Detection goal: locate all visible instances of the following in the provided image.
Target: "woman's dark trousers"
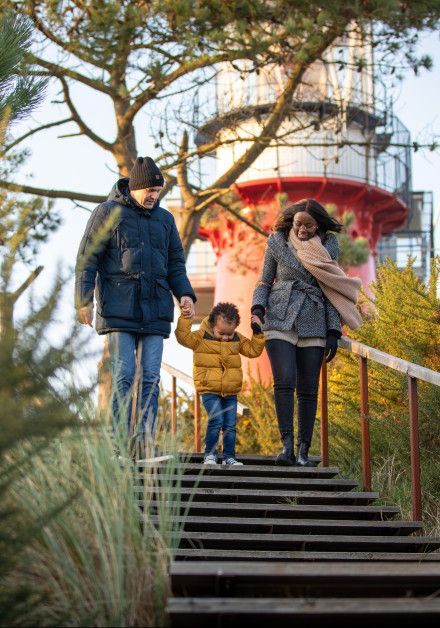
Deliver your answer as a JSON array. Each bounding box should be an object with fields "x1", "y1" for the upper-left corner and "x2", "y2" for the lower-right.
[{"x1": 266, "y1": 339, "x2": 324, "y2": 458}]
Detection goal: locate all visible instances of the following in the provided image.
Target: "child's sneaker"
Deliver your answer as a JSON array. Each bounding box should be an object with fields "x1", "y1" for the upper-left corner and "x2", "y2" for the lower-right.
[
  {"x1": 203, "y1": 454, "x2": 217, "y2": 465},
  {"x1": 222, "y1": 457, "x2": 243, "y2": 466}
]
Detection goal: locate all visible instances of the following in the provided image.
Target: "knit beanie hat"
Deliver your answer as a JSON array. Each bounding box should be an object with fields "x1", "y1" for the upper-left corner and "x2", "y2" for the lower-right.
[{"x1": 129, "y1": 156, "x2": 165, "y2": 191}]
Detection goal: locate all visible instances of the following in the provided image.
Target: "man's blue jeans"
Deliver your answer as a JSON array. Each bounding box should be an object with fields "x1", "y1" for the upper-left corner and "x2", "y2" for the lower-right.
[
  {"x1": 108, "y1": 332, "x2": 163, "y2": 439},
  {"x1": 202, "y1": 393, "x2": 238, "y2": 460}
]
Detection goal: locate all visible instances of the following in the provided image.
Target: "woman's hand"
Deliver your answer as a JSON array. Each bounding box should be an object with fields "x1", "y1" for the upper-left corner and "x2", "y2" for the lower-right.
[
  {"x1": 325, "y1": 334, "x2": 338, "y2": 362},
  {"x1": 251, "y1": 314, "x2": 263, "y2": 334}
]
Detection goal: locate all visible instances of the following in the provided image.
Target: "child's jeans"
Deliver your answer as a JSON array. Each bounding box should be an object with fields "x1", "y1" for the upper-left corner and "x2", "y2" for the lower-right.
[{"x1": 201, "y1": 393, "x2": 238, "y2": 460}]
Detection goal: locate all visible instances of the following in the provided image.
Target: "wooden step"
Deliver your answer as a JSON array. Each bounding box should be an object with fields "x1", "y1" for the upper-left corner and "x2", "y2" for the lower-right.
[
  {"x1": 167, "y1": 597, "x2": 440, "y2": 627},
  {"x1": 174, "y1": 548, "x2": 440, "y2": 562},
  {"x1": 147, "y1": 514, "x2": 422, "y2": 536},
  {"x1": 144, "y1": 501, "x2": 401, "y2": 521},
  {"x1": 170, "y1": 561, "x2": 440, "y2": 597},
  {"x1": 175, "y1": 453, "x2": 322, "y2": 466},
  {"x1": 137, "y1": 474, "x2": 358, "y2": 492},
  {"x1": 177, "y1": 531, "x2": 440, "y2": 552},
  {"x1": 141, "y1": 462, "x2": 340, "y2": 478},
  {"x1": 135, "y1": 486, "x2": 379, "y2": 505}
]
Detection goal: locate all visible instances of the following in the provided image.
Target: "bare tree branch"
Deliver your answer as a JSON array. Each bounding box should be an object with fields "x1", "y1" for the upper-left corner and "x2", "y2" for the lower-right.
[
  {"x1": 212, "y1": 32, "x2": 342, "y2": 191},
  {"x1": 216, "y1": 198, "x2": 270, "y2": 237},
  {"x1": 176, "y1": 130, "x2": 197, "y2": 208},
  {"x1": 125, "y1": 51, "x2": 257, "y2": 124},
  {"x1": 0, "y1": 180, "x2": 105, "y2": 203}
]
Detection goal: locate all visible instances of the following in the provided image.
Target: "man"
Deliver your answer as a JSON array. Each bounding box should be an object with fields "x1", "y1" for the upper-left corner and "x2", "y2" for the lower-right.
[{"x1": 75, "y1": 156, "x2": 196, "y2": 446}]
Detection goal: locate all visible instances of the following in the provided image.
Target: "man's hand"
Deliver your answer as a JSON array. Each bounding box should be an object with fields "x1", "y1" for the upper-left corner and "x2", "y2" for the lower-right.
[
  {"x1": 180, "y1": 296, "x2": 195, "y2": 319},
  {"x1": 77, "y1": 304, "x2": 94, "y2": 327}
]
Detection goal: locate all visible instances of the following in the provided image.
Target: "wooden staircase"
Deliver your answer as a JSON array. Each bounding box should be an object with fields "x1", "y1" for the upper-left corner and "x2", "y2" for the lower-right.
[{"x1": 138, "y1": 453, "x2": 440, "y2": 626}]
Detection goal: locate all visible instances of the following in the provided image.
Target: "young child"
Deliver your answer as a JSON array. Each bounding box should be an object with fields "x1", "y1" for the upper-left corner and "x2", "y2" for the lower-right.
[{"x1": 175, "y1": 302, "x2": 265, "y2": 465}]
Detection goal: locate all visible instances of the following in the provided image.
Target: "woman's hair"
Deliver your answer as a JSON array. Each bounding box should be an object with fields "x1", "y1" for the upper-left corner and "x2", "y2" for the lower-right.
[
  {"x1": 208, "y1": 302, "x2": 241, "y2": 327},
  {"x1": 273, "y1": 198, "x2": 343, "y2": 237}
]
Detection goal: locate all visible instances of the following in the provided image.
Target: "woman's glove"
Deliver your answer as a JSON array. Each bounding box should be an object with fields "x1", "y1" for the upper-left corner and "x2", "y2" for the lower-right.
[
  {"x1": 251, "y1": 306, "x2": 265, "y2": 324},
  {"x1": 250, "y1": 306, "x2": 265, "y2": 334},
  {"x1": 325, "y1": 332, "x2": 339, "y2": 363}
]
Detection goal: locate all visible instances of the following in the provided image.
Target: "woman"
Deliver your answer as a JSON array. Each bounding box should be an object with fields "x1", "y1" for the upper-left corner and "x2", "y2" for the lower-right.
[{"x1": 252, "y1": 199, "x2": 362, "y2": 467}]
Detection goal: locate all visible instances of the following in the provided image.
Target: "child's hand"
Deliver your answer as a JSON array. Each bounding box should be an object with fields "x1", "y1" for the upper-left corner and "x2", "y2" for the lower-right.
[{"x1": 250, "y1": 314, "x2": 263, "y2": 334}]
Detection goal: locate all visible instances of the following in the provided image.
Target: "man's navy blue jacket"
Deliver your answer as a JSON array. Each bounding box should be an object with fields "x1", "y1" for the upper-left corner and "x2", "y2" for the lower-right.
[{"x1": 75, "y1": 178, "x2": 196, "y2": 338}]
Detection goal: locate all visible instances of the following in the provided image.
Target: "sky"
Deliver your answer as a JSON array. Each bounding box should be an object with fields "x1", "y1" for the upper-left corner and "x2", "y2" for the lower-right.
[{"x1": 8, "y1": 30, "x2": 440, "y2": 382}]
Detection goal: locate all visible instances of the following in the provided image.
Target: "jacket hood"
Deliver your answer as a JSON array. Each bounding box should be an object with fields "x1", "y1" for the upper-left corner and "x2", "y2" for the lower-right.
[
  {"x1": 107, "y1": 177, "x2": 158, "y2": 212},
  {"x1": 199, "y1": 316, "x2": 211, "y2": 334}
]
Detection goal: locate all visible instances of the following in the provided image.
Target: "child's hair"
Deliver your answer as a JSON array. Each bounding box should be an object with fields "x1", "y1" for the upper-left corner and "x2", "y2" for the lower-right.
[
  {"x1": 274, "y1": 198, "x2": 343, "y2": 237},
  {"x1": 208, "y1": 302, "x2": 241, "y2": 327}
]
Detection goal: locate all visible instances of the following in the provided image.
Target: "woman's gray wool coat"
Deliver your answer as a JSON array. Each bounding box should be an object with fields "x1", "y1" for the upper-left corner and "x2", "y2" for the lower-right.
[{"x1": 252, "y1": 231, "x2": 342, "y2": 338}]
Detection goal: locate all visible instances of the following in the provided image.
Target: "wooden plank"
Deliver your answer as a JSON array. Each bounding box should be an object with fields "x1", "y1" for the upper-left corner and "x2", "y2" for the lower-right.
[
  {"x1": 179, "y1": 452, "x2": 321, "y2": 466},
  {"x1": 177, "y1": 531, "x2": 440, "y2": 552},
  {"x1": 170, "y1": 561, "x2": 440, "y2": 597},
  {"x1": 138, "y1": 474, "x2": 359, "y2": 492},
  {"x1": 143, "y1": 501, "x2": 401, "y2": 521},
  {"x1": 171, "y1": 560, "x2": 440, "y2": 578},
  {"x1": 173, "y1": 549, "x2": 440, "y2": 562},
  {"x1": 134, "y1": 486, "x2": 379, "y2": 505},
  {"x1": 146, "y1": 514, "x2": 422, "y2": 536},
  {"x1": 140, "y1": 462, "x2": 339, "y2": 478},
  {"x1": 167, "y1": 596, "x2": 440, "y2": 626}
]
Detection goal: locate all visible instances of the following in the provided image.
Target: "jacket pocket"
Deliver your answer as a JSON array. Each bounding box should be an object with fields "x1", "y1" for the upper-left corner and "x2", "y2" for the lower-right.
[
  {"x1": 102, "y1": 278, "x2": 137, "y2": 319},
  {"x1": 155, "y1": 277, "x2": 174, "y2": 322},
  {"x1": 267, "y1": 281, "x2": 293, "y2": 320}
]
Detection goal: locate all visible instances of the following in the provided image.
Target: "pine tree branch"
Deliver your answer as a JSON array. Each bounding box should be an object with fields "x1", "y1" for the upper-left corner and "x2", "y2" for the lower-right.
[
  {"x1": 26, "y1": 2, "x2": 110, "y2": 71},
  {"x1": 59, "y1": 76, "x2": 114, "y2": 151},
  {"x1": 28, "y1": 53, "x2": 115, "y2": 96},
  {"x1": 0, "y1": 180, "x2": 105, "y2": 203},
  {"x1": 12, "y1": 265, "x2": 44, "y2": 301},
  {"x1": 2, "y1": 117, "x2": 73, "y2": 153}
]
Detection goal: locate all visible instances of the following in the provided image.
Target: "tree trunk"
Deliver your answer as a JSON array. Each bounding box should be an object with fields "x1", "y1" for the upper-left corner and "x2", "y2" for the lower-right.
[
  {"x1": 113, "y1": 97, "x2": 137, "y2": 175},
  {"x1": 178, "y1": 208, "x2": 203, "y2": 259},
  {"x1": 0, "y1": 292, "x2": 15, "y2": 365}
]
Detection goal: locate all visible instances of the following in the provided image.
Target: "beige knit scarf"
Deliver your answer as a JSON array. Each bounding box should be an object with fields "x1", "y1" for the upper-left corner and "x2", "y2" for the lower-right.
[{"x1": 289, "y1": 230, "x2": 363, "y2": 330}]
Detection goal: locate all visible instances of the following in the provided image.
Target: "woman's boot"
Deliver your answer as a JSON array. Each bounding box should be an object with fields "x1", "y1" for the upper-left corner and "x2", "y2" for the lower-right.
[
  {"x1": 276, "y1": 432, "x2": 296, "y2": 466},
  {"x1": 296, "y1": 442, "x2": 317, "y2": 467}
]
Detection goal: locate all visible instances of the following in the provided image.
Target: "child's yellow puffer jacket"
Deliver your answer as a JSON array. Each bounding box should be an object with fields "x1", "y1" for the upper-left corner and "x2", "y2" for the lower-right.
[{"x1": 175, "y1": 315, "x2": 265, "y2": 396}]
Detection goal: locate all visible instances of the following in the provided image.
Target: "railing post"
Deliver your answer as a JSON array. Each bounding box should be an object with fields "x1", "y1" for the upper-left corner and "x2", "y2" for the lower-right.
[
  {"x1": 319, "y1": 357, "x2": 329, "y2": 467},
  {"x1": 171, "y1": 376, "x2": 177, "y2": 435},
  {"x1": 359, "y1": 356, "x2": 372, "y2": 492},
  {"x1": 194, "y1": 391, "x2": 201, "y2": 453},
  {"x1": 408, "y1": 376, "x2": 422, "y2": 522}
]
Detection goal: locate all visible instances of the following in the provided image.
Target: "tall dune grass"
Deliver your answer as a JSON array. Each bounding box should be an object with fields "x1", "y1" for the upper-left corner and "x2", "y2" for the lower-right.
[{"x1": 3, "y1": 423, "x2": 187, "y2": 627}]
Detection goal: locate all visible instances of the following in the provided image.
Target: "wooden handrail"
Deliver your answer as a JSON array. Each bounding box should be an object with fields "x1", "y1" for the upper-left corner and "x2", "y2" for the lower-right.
[
  {"x1": 319, "y1": 335, "x2": 440, "y2": 523},
  {"x1": 161, "y1": 362, "x2": 250, "y2": 453},
  {"x1": 339, "y1": 337, "x2": 440, "y2": 386}
]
